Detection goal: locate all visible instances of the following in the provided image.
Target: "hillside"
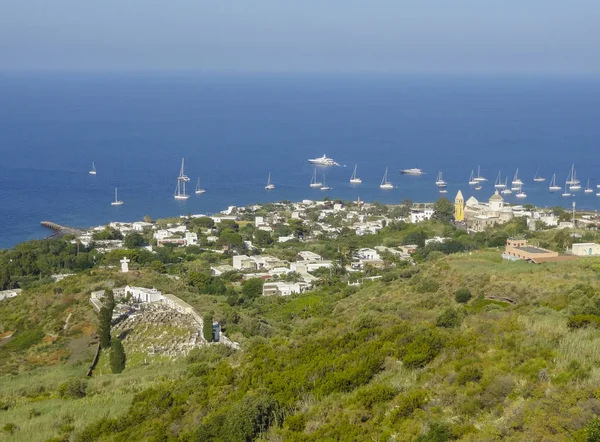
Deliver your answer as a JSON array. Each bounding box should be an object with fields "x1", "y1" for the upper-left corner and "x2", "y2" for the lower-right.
[{"x1": 3, "y1": 249, "x2": 600, "y2": 441}]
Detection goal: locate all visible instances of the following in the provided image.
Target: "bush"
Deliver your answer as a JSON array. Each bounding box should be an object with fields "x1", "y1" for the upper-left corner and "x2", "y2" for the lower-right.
[
  {"x1": 415, "y1": 278, "x2": 440, "y2": 294},
  {"x1": 359, "y1": 384, "x2": 398, "y2": 409},
  {"x1": 203, "y1": 313, "x2": 214, "y2": 342},
  {"x1": 436, "y1": 308, "x2": 464, "y2": 328},
  {"x1": 57, "y1": 379, "x2": 88, "y2": 399},
  {"x1": 392, "y1": 390, "x2": 428, "y2": 420},
  {"x1": 399, "y1": 329, "x2": 445, "y2": 369},
  {"x1": 2, "y1": 423, "x2": 18, "y2": 434},
  {"x1": 110, "y1": 338, "x2": 126, "y2": 373},
  {"x1": 415, "y1": 422, "x2": 455, "y2": 442},
  {"x1": 456, "y1": 366, "x2": 483, "y2": 385},
  {"x1": 454, "y1": 288, "x2": 472, "y2": 304},
  {"x1": 567, "y1": 314, "x2": 600, "y2": 330},
  {"x1": 285, "y1": 414, "x2": 306, "y2": 432},
  {"x1": 242, "y1": 278, "x2": 264, "y2": 301},
  {"x1": 221, "y1": 392, "x2": 281, "y2": 442},
  {"x1": 585, "y1": 417, "x2": 600, "y2": 442}
]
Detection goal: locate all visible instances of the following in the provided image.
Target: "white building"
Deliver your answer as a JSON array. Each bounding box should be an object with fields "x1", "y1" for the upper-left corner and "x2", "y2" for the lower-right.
[
  {"x1": 211, "y1": 265, "x2": 236, "y2": 276},
  {"x1": 262, "y1": 282, "x2": 309, "y2": 297},
  {"x1": 290, "y1": 260, "x2": 333, "y2": 273},
  {"x1": 133, "y1": 221, "x2": 153, "y2": 231},
  {"x1": 185, "y1": 232, "x2": 198, "y2": 246},
  {"x1": 356, "y1": 248, "x2": 381, "y2": 260},
  {"x1": 571, "y1": 243, "x2": 600, "y2": 256},
  {"x1": 410, "y1": 209, "x2": 435, "y2": 223},
  {"x1": 233, "y1": 255, "x2": 258, "y2": 270},
  {"x1": 278, "y1": 235, "x2": 295, "y2": 243},
  {"x1": 298, "y1": 251, "x2": 323, "y2": 261},
  {"x1": 124, "y1": 286, "x2": 164, "y2": 303}
]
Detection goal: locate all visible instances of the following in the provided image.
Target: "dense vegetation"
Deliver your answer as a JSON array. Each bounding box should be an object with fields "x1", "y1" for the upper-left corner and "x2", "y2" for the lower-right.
[{"x1": 4, "y1": 207, "x2": 600, "y2": 441}]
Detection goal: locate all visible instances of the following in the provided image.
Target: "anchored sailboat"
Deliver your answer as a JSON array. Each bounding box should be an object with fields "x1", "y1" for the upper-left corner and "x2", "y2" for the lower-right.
[
  {"x1": 566, "y1": 164, "x2": 580, "y2": 186},
  {"x1": 533, "y1": 167, "x2": 546, "y2": 182},
  {"x1": 435, "y1": 171, "x2": 447, "y2": 188},
  {"x1": 310, "y1": 169, "x2": 322, "y2": 188},
  {"x1": 265, "y1": 173, "x2": 275, "y2": 191},
  {"x1": 511, "y1": 168, "x2": 523, "y2": 186},
  {"x1": 562, "y1": 179, "x2": 572, "y2": 197},
  {"x1": 585, "y1": 179, "x2": 593, "y2": 194},
  {"x1": 549, "y1": 174, "x2": 562, "y2": 192},
  {"x1": 89, "y1": 162, "x2": 97, "y2": 175},
  {"x1": 174, "y1": 159, "x2": 189, "y2": 200},
  {"x1": 350, "y1": 164, "x2": 362, "y2": 184},
  {"x1": 380, "y1": 168, "x2": 393, "y2": 189},
  {"x1": 321, "y1": 172, "x2": 331, "y2": 191},
  {"x1": 494, "y1": 172, "x2": 506, "y2": 189},
  {"x1": 468, "y1": 170, "x2": 477, "y2": 186},
  {"x1": 474, "y1": 165, "x2": 487, "y2": 182},
  {"x1": 195, "y1": 177, "x2": 206, "y2": 194},
  {"x1": 111, "y1": 187, "x2": 123, "y2": 206}
]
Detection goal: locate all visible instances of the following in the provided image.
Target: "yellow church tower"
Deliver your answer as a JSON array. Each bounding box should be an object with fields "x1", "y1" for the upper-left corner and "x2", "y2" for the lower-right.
[{"x1": 454, "y1": 190, "x2": 465, "y2": 221}]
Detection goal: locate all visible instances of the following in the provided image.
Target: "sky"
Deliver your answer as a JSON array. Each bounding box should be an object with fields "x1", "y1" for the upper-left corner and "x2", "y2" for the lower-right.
[{"x1": 0, "y1": 0, "x2": 599, "y2": 73}]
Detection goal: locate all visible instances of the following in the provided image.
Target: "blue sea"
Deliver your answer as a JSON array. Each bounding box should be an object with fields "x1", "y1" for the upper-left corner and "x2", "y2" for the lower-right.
[{"x1": 1, "y1": 72, "x2": 599, "y2": 249}]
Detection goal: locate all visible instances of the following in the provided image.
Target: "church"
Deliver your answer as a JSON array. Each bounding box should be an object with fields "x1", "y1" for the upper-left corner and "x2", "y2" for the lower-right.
[{"x1": 455, "y1": 190, "x2": 514, "y2": 232}]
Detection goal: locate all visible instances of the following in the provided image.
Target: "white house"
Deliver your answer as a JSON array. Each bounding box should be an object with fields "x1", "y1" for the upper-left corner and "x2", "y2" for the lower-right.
[
  {"x1": 410, "y1": 209, "x2": 435, "y2": 223},
  {"x1": 211, "y1": 265, "x2": 236, "y2": 276},
  {"x1": 278, "y1": 235, "x2": 295, "y2": 243},
  {"x1": 262, "y1": 282, "x2": 308, "y2": 297},
  {"x1": 133, "y1": 221, "x2": 153, "y2": 231},
  {"x1": 184, "y1": 232, "x2": 198, "y2": 246},
  {"x1": 232, "y1": 255, "x2": 258, "y2": 271},
  {"x1": 571, "y1": 243, "x2": 600, "y2": 256},
  {"x1": 356, "y1": 248, "x2": 381, "y2": 260},
  {"x1": 124, "y1": 286, "x2": 164, "y2": 303},
  {"x1": 298, "y1": 251, "x2": 322, "y2": 261},
  {"x1": 291, "y1": 260, "x2": 333, "y2": 273}
]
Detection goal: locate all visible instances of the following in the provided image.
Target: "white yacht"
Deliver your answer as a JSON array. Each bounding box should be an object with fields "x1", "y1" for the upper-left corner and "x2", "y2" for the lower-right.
[
  {"x1": 310, "y1": 169, "x2": 322, "y2": 188},
  {"x1": 265, "y1": 173, "x2": 275, "y2": 191},
  {"x1": 468, "y1": 170, "x2": 478, "y2": 186},
  {"x1": 320, "y1": 173, "x2": 331, "y2": 191},
  {"x1": 515, "y1": 190, "x2": 527, "y2": 199},
  {"x1": 89, "y1": 162, "x2": 97, "y2": 175},
  {"x1": 533, "y1": 168, "x2": 546, "y2": 182},
  {"x1": 566, "y1": 164, "x2": 580, "y2": 186},
  {"x1": 494, "y1": 172, "x2": 506, "y2": 189},
  {"x1": 435, "y1": 171, "x2": 447, "y2": 187},
  {"x1": 585, "y1": 179, "x2": 593, "y2": 194},
  {"x1": 195, "y1": 178, "x2": 206, "y2": 194},
  {"x1": 562, "y1": 181, "x2": 572, "y2": 197},
  {"x1": 474, "y1": 165, "x2": 487, "y2": 182},
  {"x1": 439, "y1": 189, "x2": 448, "y2": 194},
  {"x1": 474, "y1": 183, "x2": 483, "y2": 191},
  {"x1": 349, "y1": 164, "x2": 362, "y2": 184},
  {"x1": 111, "y1": 187, "x2": 123, "y2": 206},
  {"x1": 548, "y1": 173, "x2": 562, "y2": 192},
  {"x1": 380, "y1": 168, "x2": 394, "y2": 189},
  {"x1": 178, "y1": 158, "x2": 190, "y2": 182},
  {"x1": 308, "y1": 154, "x2": 339, "y2": 166},
  {"x1": 400, "y1": 168, "x2": 425, "y2": 176},
  {"x1": 511, "y1": 169, "x2": 523, "y2": 186}
]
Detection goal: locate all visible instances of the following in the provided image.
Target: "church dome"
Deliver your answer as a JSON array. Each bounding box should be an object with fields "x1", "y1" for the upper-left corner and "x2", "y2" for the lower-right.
[{"x1": 489, "y1": 191, "x2": 504, "y2": 202}]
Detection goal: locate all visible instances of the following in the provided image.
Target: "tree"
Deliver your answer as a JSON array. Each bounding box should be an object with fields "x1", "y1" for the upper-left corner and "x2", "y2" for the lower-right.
[
  {"x1": 123, "y1": 232, "x2": 145, "y2": 248},
  {"x1": 143, "y1": 215, "x2": 153, "y2": 223},
  {"x1": 432, "y1": 197, "x2": 454, "y2": 223},
  {"x1": 192, "y1": 217, "x2": 215, "y2": 229},
  {"x1": 150, "y1": 260, "x2": 166, "y2": 273},
  {"x1": 454, "y1": 288, "x2": 472, "y2": 304},
  {"x1": 203, "y1": 313, "x2": 214, "y2": 342},
  {"x1": 98, "y1": 306, "x2": 112, "y2": 349},
  {"x1": 254, "y1": 230, "x2": 274, "y2": 247},
  {"x1": 110, "y1": 338, "x2": 126, "y2": 373},
  {"x1": 218, "y1": 230, "x2": 244, "y2": 249},
  {"x1": 242, "y1": 278, "x2": 264, "y2": 301}
]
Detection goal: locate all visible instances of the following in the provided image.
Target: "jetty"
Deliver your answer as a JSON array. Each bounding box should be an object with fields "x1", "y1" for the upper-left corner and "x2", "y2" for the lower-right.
[{"x1": 40, "y1": 221, "x2": 84, "y2": 238}]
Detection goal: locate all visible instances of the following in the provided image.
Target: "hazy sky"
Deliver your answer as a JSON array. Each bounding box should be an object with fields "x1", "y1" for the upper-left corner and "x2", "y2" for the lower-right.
[{"x1": 0, "y1": 0, "x2": 598, "y2": 73}]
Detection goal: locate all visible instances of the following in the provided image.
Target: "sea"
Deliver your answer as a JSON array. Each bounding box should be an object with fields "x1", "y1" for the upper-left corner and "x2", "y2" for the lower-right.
[{"x1": 1, "y1": 72, "x2": 599, "y2": 249}]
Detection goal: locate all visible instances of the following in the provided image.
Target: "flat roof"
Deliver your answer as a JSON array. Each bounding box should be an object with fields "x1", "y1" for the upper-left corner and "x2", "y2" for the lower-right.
[{"x1": 515, "y1": 246, "x2": 551, "y2": 254}]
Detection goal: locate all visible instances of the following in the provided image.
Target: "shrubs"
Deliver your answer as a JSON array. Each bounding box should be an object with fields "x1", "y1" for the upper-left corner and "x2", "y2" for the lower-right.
[
  {"x1": 57, "y1": 378, "x2": 88, "y2": 399},
  {"x1": 203, "y1": 313, "x2": 214, "y2": 342},
  {"x1": 398, "y1": 329, "x2": 445, "y2": 369},
  {"x1": 110, "y1": 338, "x2": 126, "y2": 373},
  {"x1": 567, "y1": 314, "x2": 600, "y2": 330},
  {"x1": 456, "y1": 366, "x2": 483, "y2": 385},
  {"x1": 585, "y1": 417, "x2": 600, "y2": 442},
  {"x1": 454, "y1": 288, "x2": 472, "y2": 304},
  {"x1": 221, "y1": 392, "x2": 281, "y2": 442},
  {"x1": 436, "y1": 308, "x2": 465, "y2": 328},
  {"x1": 392, "y1": 390, "x2": 428, "y2": 420},
  {"x1": 359, "y1": 384, "x2": 398, "y2": 409},
  {"x1": 2, "y1": 423, "x2": 18, "y2": 435}
]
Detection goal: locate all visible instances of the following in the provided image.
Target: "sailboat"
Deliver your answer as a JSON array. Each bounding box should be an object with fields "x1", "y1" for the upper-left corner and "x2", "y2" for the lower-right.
[
  {"x1": 468, "y1": 170, "x2": 478, "y2": 186},
  {"x1": 435, "y1": 171, "x2": 447, "y2": 188},
  {"x1": 349, "y1": 164, "x2": 362, "y2": 184},
  {"x1": 511, "y1": 169, "x2": 523, "y2": 186},
  {"x1": 111, "y1": 187, "x2": 123, "y2": 206},
  {"x1": 380, "y1": 168, "x2": 393, "y2": 189},
  {"x1": 474, "y1": 165, "x2": 487, "y2": 182},
  {"x1": 89, "y1": 162, "x2": 97, "y2": 175},
  {"x1": 548, "y1": 173, "x2": 562, "y2": 192},
  {"x1": 585, "y1": 179, "x2": 593, "y2": 194},
  {"x1": 533, "y1": 168, "x2": 546, "y2": 182},
  {"x1": 439, "y1": 188, "x2": 448, "y2": 194},
  {"x1": 566, "y1": 164, "x2": 580, "y2": 186},
  {"x1": 264, "y1": 173, "x2": 275, "y2": 191},
  {"x1": 195, "y1": 177, "x2": 206, "y2": 194},
  {"x1": 178, "y1": 158, "x2": 190, "y2": 182},
  {"x1": 494, "y1": 172, "x2": 506, "y2": 189},
  {"x1": 310, "y1": 168, "x2": 322, "y2": 188},
  {"x1": 321, "y1": 172, "x2": 332, "y2": 191},
  {"x1": 515, "y1": 188, "x2": 527, "y2": 199},
  {"x1": 501, "y1": 178, "x2": 512, "y2": 195},
  {"x1": 562, "y1": 180, "x2": 572, "y2": 197}
]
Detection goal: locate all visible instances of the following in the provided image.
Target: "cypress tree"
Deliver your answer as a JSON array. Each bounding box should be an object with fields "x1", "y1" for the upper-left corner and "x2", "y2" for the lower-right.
[
  {"x1": 110, "y1": 338, "x2": 126, "y2": 373},
  {"x1": 98, "y1": 306, "x2": 112, "y2": 349},
  {"x1": 203, "y1": 313, "x2": 214, "y2": 342}
]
